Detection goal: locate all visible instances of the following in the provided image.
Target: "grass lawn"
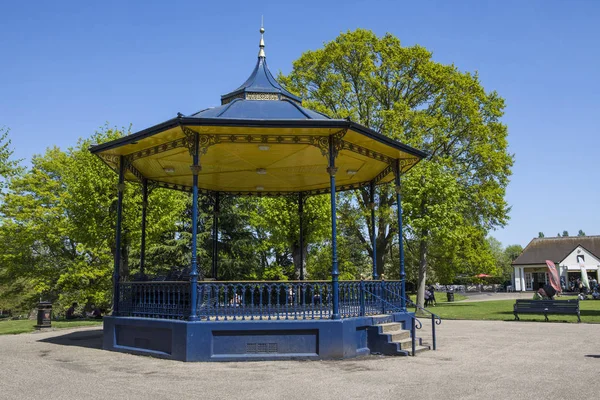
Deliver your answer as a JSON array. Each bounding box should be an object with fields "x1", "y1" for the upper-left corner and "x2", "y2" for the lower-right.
[
  {"x1": 0, "y1": 319, "x2": 103, "y2": 335},
  {"x1": 419, "y1": 296, "x2": 600, "y2": 323}
]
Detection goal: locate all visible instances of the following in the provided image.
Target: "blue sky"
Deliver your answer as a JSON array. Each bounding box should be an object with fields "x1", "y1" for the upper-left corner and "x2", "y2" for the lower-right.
[{"x1": 1, "y1": 0, "x2": 598, "y2": 247}]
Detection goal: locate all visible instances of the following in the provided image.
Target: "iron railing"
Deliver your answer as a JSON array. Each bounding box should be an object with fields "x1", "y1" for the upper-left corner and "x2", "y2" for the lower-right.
[
  {"x1": 382, "y1": 285, "x2": 442, "y2": 351},
  {"x1": 117, "y1": 280, "x2": 429, "y2": 323},
  {"x1": 118, "y1": 281, "x2": 190, "y2": 319},
  {"x1": 196, "y1": 281, "x2": 333, "y2": 320},
  {"x1": 362, "y1": 285, "x2": 422, "y2": 355}
]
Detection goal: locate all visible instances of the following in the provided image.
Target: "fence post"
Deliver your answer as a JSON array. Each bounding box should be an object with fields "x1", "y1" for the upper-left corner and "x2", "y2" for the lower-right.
[
  {"x1": 381, "y1": 280, "x2": 386, "y2": 314},
  {"x1": 411, "y1": 317, "x2": 416, "y2": 356},
  {"x1": 359, "y1": 280, "x2": 366, "y2": 317},
  {"x1": 432, "y1": 314, "x2": 437, "y2": 350}
]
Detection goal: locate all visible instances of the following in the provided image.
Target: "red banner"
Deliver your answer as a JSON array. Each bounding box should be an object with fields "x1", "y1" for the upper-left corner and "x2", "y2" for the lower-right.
[{"x1": 546, "y1": 260, "x2": 562, "y2": 293}]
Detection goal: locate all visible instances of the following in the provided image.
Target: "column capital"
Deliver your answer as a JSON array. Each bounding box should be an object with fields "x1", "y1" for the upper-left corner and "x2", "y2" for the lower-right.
[
  {"x1": 190, "y1": 165, "x2": 202, "y2": 175},
  {"x1": 327, "y1": 166, "x2": 338, "y2": 176}
]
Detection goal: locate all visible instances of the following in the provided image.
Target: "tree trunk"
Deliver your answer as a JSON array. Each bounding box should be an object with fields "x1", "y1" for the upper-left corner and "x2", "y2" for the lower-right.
[
  {"x1": 416, "y1": 235, "x2": 428, "y2": 309},
  {"x1": 292, "y1": 243, "x2": 308, "y2": 280},
  {"x1": 120, "y1": 231, "x2": 130, "y2": 279},
  {"x1": 375, "y1": 237, "x2": 386, "y2": 278}
]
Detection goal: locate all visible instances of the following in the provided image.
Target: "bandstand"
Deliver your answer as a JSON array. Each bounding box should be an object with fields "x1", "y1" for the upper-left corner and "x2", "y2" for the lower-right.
[{"x1": 91, "y1": 28, "x2": 437, "y2": 361}]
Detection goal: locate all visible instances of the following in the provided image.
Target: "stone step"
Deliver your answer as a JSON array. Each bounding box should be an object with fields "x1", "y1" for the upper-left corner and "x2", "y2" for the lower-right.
[
  {"x1": 393, "y1": 337, "x2": 421, "y2": 350},
  {"x1": 388, "y1": 330, "x2": 410, "y2": 341},
  {"x1": 410, "y1": 345, "x2": 430, "y2": 355},
  {"x1": 369, "y1": 322, "x2": 432, "y2": 357},
  {"x1": 378, "y1": 322, "x2": 403, "y2": 333}
]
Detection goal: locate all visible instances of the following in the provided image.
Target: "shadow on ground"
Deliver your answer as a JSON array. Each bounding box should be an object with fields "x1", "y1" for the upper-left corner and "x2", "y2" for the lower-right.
[{"x1": 38, "y1": 329, "x2": 103, "y2": 350}]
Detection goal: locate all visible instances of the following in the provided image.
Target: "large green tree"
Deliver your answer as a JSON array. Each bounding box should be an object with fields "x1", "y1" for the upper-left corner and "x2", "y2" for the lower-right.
[
  {"x1": 281, "y1": 29, "x2": 513, "y2": 307},
  {"x1": 0, "y1": 127, "x2": 27, "y2": 312},
  {"x1": 0, "y1": 127, "x2": 187, "y2": 312}
]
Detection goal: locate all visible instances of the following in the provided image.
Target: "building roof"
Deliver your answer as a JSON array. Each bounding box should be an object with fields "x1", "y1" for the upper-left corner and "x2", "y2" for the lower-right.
[
  {"x1": 512, "y1": 236, "x2": 600, "y2": 265},
  {"x1": 220, "y1": 26, "x2": 303, "y2": 105},
  {"x1": 190, "y1": 96, "x2": 329, "y2": 120},
  {"x1": 89, "y1": 27, "x2": 427, "y2": 195}
]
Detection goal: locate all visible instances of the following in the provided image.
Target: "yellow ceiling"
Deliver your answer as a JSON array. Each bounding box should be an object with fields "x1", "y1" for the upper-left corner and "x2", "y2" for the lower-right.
[{"x1": 96, "y1": 124, "x2": 420, "y2": 193}]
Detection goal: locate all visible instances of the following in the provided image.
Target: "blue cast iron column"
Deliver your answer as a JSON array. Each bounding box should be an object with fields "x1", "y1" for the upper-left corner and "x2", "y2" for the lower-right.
[
  {"x1": 212, "y1": 191, "x2": 219, "y2": 280},
  {"x1": 370, "y1": 181, "x2": 378, "y2": 280},
  {"x1": 112, "y1": 156, "x2": 125, "y2": 316},
  {"x1": 189, "y1": 133, "x2": 200, "y2": 321},
  {"x1": 394, "y1": 159, "x2": 406, "y2": 311},
  {"x1": 328, "y1": 137, "x2": 340, "y2": 320},
  {"x1": 299, "y1": 192, "x2": 304, "y2": 281},
  {"x1": 140, "y1": 178, "x2": 148, "y2": 278}
]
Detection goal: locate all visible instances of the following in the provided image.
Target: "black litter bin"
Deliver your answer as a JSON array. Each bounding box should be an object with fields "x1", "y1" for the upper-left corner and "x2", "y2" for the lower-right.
[
  {"x1": 447, "y1": 291, "x2": 455, "y2": 302},
  {"x1": 36, "y1": 302, "x2": 52, "y2": 329}
]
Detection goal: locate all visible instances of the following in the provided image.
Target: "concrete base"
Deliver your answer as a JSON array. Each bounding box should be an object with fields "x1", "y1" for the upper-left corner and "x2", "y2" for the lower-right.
[{"x1": 103, "y1": 313, "x2": 414, "y2": 362}]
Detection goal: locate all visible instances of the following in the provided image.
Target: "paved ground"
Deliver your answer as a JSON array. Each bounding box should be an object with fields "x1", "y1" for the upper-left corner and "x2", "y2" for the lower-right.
[{"x1": 1, "y1": 320, "x2": 597, "y2": 400}]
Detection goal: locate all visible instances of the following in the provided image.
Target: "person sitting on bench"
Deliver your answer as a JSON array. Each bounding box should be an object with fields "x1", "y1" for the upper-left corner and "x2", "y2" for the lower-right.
[{"x1": 532, "y1": 288, "x2": 547, "y2": 300}]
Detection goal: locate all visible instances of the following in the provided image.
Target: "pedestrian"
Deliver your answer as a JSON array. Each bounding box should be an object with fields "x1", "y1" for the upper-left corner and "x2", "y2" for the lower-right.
[{"x1": 428, "y1": 285, "x2": 437, "y2": 306}]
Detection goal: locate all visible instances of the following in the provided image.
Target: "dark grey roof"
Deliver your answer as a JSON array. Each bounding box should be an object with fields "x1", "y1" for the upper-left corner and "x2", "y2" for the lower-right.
[
  {"x1": 189, "y1": 98, "x2": 330, "y2": 120},
  {"x1": 512, "y1": 236, "x2": 600, "y2": 265},
  {"x1": 220, "y1": 56, "x2": 302, "y2": 104}
]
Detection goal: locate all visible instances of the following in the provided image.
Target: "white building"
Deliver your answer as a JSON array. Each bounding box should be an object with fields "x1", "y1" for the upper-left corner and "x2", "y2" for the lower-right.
[{"x1": 512, "y1": 236, "x2": 600, "y2": 291}]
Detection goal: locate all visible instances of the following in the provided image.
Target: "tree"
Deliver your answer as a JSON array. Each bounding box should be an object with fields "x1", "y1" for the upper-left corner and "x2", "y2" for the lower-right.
[
  {"x1": 562, "y1": 230, "x2": 569, "y2": 237},
  {"x1": 503, "y1": 243, "x2": 523, "y2": 280},
  {"x1": 0, "y1": 127, "x2": 23, "y2": 189},
  {"x1": 538, "y1": 232, "x2": 545, "y2": 238},
  {"x1": 249, "y1": 196, "x2": 330, "y2": 280},
  {"x1": 504, "y1": 244, "x2": 523, "y2": 262},
  {"x1": 0, "y1": 127, "x2": 187, "y2": 312},
  {"x1": 281, "y1": 29, "x2": 513, "y2": 307},
  {"x1": 578, "y1": 230, "x2": 585, "y2": 237},
  {"x1": 0, "y1": 127, "x2": 27, "y2": 311}
]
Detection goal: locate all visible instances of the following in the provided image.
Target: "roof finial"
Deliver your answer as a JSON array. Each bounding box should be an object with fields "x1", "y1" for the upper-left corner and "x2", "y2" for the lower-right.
[{"x1": 258, "y1": 17, "x2": 266, "y2": 58}]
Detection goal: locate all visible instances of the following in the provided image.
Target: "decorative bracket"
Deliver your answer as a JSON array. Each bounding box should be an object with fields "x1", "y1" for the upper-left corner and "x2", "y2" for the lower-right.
[
  {"x1": 182, "y1": 126, "x2": 199, "y2": 156},
  {"x1": 182, "y1": 126, "x2": 217, "y2": 156},
  {"x1": 399, "y1": 157, "x2": 420, "y2": 172},
  {"x1": 310, "y1": 129, "x2": 347, "y2": 159},
  {"x1": 189, "y1": 165, "x2": 202, "y2": 175}
]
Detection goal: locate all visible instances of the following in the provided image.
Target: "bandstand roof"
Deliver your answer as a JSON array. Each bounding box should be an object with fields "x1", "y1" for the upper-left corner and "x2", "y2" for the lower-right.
[{"x1": 90, "y1": 28, "x2": 427, "y2": 195}]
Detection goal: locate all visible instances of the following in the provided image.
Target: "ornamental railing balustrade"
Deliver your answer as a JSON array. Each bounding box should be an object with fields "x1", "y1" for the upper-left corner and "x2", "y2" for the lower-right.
[
  {"x1": 197, "y1": 281, "x2": 333, "y2": 321},
  {"x1": 118, "y1": 281, "x2": 190, "y2": 319},
  {"x1": 116, "y1": 280, "x2": 410, "y2": 321}
]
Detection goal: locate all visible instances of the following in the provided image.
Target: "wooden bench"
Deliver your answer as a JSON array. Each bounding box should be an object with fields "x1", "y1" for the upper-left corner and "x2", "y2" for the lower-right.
[{"x1": 514, "y1": 299, "x2": 580, "y2": 322}]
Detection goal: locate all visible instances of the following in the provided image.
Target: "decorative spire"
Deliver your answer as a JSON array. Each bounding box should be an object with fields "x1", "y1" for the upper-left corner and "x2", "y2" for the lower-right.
[{"x1": 258, "y1": 19, "x2": 265, "y2": 58}]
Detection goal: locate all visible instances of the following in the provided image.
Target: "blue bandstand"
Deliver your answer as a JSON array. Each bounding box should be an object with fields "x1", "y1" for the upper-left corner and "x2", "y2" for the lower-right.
[{"x1": 91, "y1": 27, "x2": 433, "y2": 362}]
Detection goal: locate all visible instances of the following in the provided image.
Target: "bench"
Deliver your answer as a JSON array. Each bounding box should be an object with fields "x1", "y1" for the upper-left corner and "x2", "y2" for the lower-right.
[{"x1": 514, "y1": 299, "x2": 580, "y2": 322}]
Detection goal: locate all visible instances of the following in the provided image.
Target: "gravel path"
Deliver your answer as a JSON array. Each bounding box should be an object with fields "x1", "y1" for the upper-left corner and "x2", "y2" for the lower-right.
[{"x1": 0, "y1": 320, "x2": 596, "y2": 400}]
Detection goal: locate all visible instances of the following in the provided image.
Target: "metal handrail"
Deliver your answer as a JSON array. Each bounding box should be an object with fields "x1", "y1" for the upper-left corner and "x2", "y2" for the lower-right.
[
  {"x1": 382, "y1": 287, "x2": 441, "y2": 351},
  {"x1": 363, "y1": 287, "x2": 422, "y2": 356}
]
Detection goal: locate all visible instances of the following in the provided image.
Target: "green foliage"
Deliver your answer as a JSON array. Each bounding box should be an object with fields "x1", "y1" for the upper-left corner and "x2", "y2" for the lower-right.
[
  {"x1": 538, "y1": 232, "x2": 545, "y2": 238},
  {"x1": 578, "y1": 229, "x2": 586, "y2": 237},
  {"x1": 0, "y1": 127, "x2": 186, "y2": 312},
  {"x1": 504, "y1": 244, "x2": 523, "y2": 263},
  {"x1": 0, "y1": 127, "x2": 23, "y2": 189},
  {"x1": 281, "y1": 29, "x2": 513, "y2": 305}
]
